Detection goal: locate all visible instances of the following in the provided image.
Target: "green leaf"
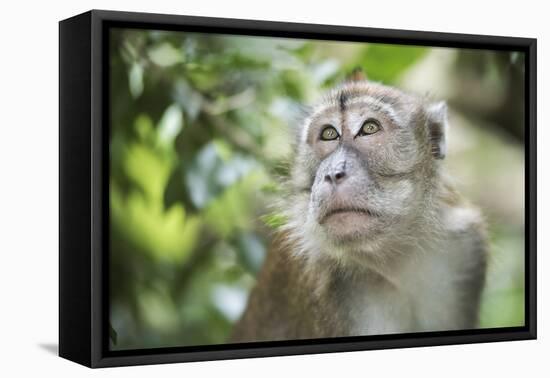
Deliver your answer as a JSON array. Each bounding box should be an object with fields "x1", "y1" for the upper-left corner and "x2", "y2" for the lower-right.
[
  {"x1": 109, "y1": 323, "x2": 118, "y2": 345},
  {"x1": 260, "y1": 212, "x2": 288, "y2": 229},
  {"x1": 158, "y1": 104, "x2": 184, "y2": 145},
  {"x1": 234, "y1": 232, "x2": 266, "y2": 273},
  {"x1": 147, "y1": 42, "x2": 185, "y2": 67},
  {"x1": 172, "y1": 79, "x2": 203, "y2": 122},
  {"x1": 128, "y1": 62, "x2": 144, "y2": 98},
  {"x1": 185, "y1": 142, "x2": 257, "y2": 209},
  {"x1": 164, "y1": 162, "x2": 189, "y2": 210},
  {"x1": 356, "y1": 44, "x2": 428, "y2": 84}
]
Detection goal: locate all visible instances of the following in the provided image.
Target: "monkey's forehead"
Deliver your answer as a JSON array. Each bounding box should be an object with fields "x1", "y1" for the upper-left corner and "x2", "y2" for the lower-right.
[
  {"x1": 301, "y1": 81, "x2": 423, "y2": 129},
  {"x1": 316, "y1": 80, "x2": 419, "y2": 111}
]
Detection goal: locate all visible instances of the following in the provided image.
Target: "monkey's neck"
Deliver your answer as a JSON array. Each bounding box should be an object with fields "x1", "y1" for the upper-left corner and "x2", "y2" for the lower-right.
[
  {"x1": 298, "y1": 233, "x2": 450, "y2": 336},
  {"x1": 300, "y1": 218, "x2": 445, "y2": 295}
]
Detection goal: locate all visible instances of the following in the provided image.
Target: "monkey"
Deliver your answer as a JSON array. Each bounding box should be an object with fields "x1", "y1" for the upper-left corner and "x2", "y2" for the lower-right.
[{"x1": 230, "y1": 75, "x2": 488, "y2": 343}]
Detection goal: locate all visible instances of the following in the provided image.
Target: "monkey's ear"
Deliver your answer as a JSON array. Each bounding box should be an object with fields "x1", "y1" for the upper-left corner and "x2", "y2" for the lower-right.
[
  {"x1": 346, "y1": 67, "x2": 368, "y2": 82},
  {"x1": 426, "y1": 101, "x2": 449, "y2": 160}
]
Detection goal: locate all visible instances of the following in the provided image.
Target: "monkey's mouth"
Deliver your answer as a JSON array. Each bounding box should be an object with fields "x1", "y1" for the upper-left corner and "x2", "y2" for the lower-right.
[{"x1": 319, "y1": 207, "x2": 379, "y2": 224}]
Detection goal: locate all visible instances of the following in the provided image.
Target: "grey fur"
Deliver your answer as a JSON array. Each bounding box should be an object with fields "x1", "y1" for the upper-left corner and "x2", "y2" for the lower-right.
[{"x1": 231, "y1": 80, "x2": 488, "y2": 343}]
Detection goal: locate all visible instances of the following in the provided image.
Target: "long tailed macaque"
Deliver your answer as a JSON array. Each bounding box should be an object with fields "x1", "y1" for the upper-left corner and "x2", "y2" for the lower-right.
[{"x1": 231, "y1": 75, "x2": 487, "y2": 342}]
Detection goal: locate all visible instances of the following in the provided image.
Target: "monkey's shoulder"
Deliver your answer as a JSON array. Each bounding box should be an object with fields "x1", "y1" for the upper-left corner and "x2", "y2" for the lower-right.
[
  {"x1": 436, "y1": 180, "x2": 488, "y2": 254},
  {"x1": 258, "y1": 231, "x2": 311, "y2": 285},
  {"x1": 441, "y1": 202, "x2": 488, "y2": 254},
  {"x1": 230, "y1": 231, "x2": 321, "y2": 342}
]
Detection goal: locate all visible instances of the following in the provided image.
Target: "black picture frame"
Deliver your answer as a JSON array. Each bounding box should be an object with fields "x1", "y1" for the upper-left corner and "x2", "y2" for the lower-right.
[{"x1": 59, "y1": 9, "x2": 537, "y2": 368}]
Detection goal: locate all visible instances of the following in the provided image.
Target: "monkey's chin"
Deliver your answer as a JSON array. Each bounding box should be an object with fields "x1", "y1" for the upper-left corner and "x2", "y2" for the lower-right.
[{"x1": 320, "y1": 211, "x2": 379, "y2": 242}]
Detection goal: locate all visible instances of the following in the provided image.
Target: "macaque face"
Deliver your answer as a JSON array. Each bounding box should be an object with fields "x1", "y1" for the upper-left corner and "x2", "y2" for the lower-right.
[{"x1": 301, "y1": 90, "x2": 432, "y2": 246}]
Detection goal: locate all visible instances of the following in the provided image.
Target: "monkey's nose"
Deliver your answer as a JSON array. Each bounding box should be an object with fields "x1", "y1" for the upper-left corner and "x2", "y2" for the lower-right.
[{"x1": 324, "y1": 167, "x2": 347, "y2": 185}]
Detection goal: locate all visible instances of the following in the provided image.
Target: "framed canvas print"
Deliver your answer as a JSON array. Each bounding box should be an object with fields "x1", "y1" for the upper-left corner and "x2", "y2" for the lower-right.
[{"x1": 59, "y1": 9, "x2": 537, "y2": 368}]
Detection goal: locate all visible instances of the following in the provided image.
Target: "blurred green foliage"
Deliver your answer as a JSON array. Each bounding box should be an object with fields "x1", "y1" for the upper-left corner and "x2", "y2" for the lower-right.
[{"x1": 109, "y1": 28, "x2": 525, "y2": 350}]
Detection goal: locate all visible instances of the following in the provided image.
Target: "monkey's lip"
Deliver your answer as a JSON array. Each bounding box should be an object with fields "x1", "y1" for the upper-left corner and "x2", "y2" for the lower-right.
[{"x1": 319, "y1": 208, "x2": 378, "y2": 224}]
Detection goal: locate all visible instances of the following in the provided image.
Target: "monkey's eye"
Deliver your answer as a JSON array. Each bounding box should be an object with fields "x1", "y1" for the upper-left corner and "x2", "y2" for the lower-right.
[
  {"x1": 320, "y1": 125, "x2": 339, "y2": 141},
  {"x1": 357, "y1": 119, "x2": 381, "y2": 137}
]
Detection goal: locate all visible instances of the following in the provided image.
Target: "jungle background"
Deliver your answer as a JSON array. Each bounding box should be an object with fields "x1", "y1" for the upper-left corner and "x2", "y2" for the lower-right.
[{"x1": 109, "y1": 28, "x2": 525, "y2": 350}]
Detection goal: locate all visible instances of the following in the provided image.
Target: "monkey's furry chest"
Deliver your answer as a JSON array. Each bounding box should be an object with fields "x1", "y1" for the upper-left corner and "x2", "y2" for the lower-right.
[
  {"x1": 343, "y1": 250, "x2": 468, "y2": 335},
  {"x1": 231, "y1": 218, "x2": 486, "y2": 342}
]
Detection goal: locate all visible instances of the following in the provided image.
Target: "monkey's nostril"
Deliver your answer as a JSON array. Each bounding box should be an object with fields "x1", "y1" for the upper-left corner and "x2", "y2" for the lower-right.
[
  {"x1": 324, "y1": 170, "x2": 346, "y2": 185},
  {"x1": 334, "y1": 171, "x2": 346, "y2": 181}
]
